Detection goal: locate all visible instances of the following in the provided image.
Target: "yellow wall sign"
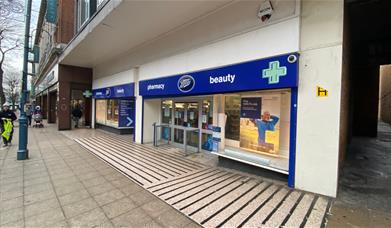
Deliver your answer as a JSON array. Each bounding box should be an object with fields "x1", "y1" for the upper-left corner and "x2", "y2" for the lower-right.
[{"x1": 316, "y1": 86, "x2": 328, "y2": 97}]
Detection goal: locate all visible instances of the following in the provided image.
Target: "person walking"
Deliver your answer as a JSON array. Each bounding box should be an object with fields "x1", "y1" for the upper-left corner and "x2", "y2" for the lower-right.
[
  {"x1": 71, "y1": 105, "x2": 83, "y2": 128},
  {"x1": 25, "y1": 104, "x2": 32, "y2": 126},
  {"x1": 0, "y1": 103, "x2": 17, "y2": 147}
]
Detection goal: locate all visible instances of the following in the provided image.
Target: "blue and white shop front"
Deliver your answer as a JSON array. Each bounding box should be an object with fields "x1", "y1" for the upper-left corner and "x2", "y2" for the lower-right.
[
  {"x1": 93, "y1": 83, "x2": 135, "y2": 135},
  {"x1": 139, "y1": 53, "x2": 298, "y2": 187}
]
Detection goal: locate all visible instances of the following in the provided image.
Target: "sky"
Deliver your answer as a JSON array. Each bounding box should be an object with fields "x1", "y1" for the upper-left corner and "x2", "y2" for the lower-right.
[{"x1": 2, "y1": 0, "x2": 42, "y2": 79}]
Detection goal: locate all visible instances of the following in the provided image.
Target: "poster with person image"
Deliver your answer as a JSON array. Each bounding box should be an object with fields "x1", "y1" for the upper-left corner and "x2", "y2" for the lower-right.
[{"x1": 239, "y1": 95, "x2": 281, "y2": 155}]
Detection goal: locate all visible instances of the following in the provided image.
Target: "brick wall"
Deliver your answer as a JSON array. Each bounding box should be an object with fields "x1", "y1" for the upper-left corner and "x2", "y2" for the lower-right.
[
  {"x1": 58, "y1": 65, "x2": 92, "y2": 130},
  {"x1": 56, "y1": 0, "x2": 75, "y2": 44}
]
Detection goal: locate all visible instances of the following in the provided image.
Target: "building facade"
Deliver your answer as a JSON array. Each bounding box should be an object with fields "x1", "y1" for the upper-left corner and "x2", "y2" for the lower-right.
[
  {"x1": 34, "y1": 0, "x2": 95, "y2": 130},
  {"x1": 35, "y1": 0, "x2": 346, "y2": 197}
]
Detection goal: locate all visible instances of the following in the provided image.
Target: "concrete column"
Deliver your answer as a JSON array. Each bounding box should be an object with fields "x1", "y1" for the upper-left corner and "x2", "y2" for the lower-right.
[
  {"x1": 295, "y1": 0, "x2": 344, "y2": 197},
  {"x1": 134, "y1": 67, "x2": 143, "y2": 144},
  {"x1": 91, "y1": 98, "x2": 95, "y2": 129}
]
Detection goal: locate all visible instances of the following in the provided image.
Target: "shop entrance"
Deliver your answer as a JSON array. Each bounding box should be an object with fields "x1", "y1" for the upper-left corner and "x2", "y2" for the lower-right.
[
  {"x1": 160, "y1": 98, "x2": 214, "y2": 152},
  {"x1": 71, "y1": 89, "x2": 91, "y2": 128},
  {"x1": 140, "y1": 52, "x2": 298, "y2": 187},
  {"x1": 157, "y1": 89, "x2": 291, "y2": 173},
  {"x1": 48, "y1": 91, "x2": 57, "y2": 123},
  {"x1": 42, "y1": 94, "x2": 48, "y2": 119}
]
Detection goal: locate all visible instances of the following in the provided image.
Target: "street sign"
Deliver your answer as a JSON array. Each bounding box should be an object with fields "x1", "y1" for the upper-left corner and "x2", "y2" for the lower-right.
[{"x1": 316, "y1": 86, "x2": 328, "y2": 97}]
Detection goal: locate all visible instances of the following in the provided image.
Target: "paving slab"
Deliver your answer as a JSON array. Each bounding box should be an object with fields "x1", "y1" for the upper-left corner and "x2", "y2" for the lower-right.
[
  {"x1": 0, "y1": 123, "x2": 332, "y2": 228},
  {"x1": 74, "y1": 132, "x2": 331, "y2": 228}
]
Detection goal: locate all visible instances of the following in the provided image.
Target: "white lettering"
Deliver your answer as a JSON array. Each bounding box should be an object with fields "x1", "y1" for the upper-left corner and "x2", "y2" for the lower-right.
[
  {"x1": 117, "y1": 88, "x2": 124, "y2": 94},
  {"x1": 209, "y1": 74, "x2": 236, "y2": 84},
  {"x1": 147, "y1": 84, "x2": 165, "y2": 91}
]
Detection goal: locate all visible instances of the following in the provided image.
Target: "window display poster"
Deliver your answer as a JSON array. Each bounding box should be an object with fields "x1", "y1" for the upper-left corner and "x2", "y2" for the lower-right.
[
  {"x1": 118, "y1": 99, "x2": 135, "y2": 128},
  {"x1": 239, "y1": 96, "x2": 280, "y2": 155},
  {"x1": 241, "y1": 97, "x2": 262, "y2": 119}
]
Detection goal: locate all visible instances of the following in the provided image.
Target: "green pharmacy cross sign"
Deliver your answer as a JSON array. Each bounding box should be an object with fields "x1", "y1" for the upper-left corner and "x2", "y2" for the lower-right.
[
  {"x1": 83, "y1": 90, "x2": 92, "y2": 98},
  {"x1": 262, "y1": 61, "x2": 287, "y2": 84}
]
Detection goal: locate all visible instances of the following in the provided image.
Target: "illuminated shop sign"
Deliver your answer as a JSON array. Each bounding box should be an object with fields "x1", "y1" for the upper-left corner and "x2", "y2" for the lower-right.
[
  {"x1": 92, "y1": 83, "x2": 134, "y2": 99},
  {"x1": 139, "y1": 53, "x2": 298, "y2": 97}
]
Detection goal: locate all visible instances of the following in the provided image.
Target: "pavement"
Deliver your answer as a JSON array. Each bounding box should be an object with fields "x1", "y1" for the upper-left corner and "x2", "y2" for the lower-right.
[
  {"x1": 327, "y1": 122, "x2": 391, "y2": 228},
  {"x1": 0, "y1": 124, "x2": 200, "y2": 228},
  {"x1": 0, "y1": 122, "x2": 342, "y2": 228}
]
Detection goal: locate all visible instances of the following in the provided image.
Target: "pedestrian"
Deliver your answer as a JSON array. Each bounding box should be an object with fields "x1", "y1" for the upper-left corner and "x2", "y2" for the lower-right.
[
  {"x1": 0, "y1": 103, "x2": 17, "y2": 147},
  {"x1": 25, "y1": 104, "x2": 32, "y2": 126},
  {"x1": 71, "y1": 104, "x2": 83, "y2": 128}
]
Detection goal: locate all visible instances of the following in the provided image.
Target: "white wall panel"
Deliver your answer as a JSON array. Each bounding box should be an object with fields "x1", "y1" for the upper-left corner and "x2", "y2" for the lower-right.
[
  {"x1": 92, "y1": 69, "x2": 135, "y2": 89},
  {"x1": 142, "y1": 99, "x2": 161, "y2": 144},
  {"x1": 295, "y1": 0, "x2": 344, "y2": 197},
  {"x1": 139, "y1": 18, "x2": 300, "y2": 80},
  {"x1": 295, "y1": 45, "x2": 342, "y2": 197}
]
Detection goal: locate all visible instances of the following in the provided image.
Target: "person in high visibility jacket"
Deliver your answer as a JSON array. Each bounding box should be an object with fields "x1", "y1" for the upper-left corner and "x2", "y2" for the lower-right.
[{"x1": 0, "y1": 103, "x2": 17, "y2": 147}]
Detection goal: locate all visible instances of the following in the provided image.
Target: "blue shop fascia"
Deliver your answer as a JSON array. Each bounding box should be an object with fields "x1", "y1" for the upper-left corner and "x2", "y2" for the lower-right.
[
  {"x1": 92, "y1": 83, "x2": 135, "y2": 135},
  {"x1": 138, "y1": 53, "x2": 299, "y2": 187}
]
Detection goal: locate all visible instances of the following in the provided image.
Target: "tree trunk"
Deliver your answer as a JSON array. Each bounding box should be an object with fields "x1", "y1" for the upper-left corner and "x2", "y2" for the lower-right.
[{"x1": 0, "y1": 66, "x2": 6, "y2": 106}]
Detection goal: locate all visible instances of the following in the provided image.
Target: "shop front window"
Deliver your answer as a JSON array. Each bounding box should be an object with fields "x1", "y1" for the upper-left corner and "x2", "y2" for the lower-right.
[
  {"x1": 225, "y1": 90, "x2": 291, "y2": 171},
  {"x1": 161, "y1": 100, "x2": 172, "y2": 140},
  {"x1": 202, "y1": 100, "x2": 213, "y2": 129},
  {"x1": 106, "y1": 99, "x2": 119, "y2": 125},
  {"x1": 187, "y1": 102, "x2": 198, "y2": 128},
  {"x1": 95, "y1": 99, "x2": 107, "y2": 124},
  {"x1": 238, "y1": 93, "x2": 289, "y2": 156},
  {"x1": 225, "y1": 96, "x2": 241, "y2": 140},
  {"x1": 161, "y1": 100, "x2": 172, "y2": 124},
  {"x1": 174, "y1": 103, "x2": 185, "y2": 126}
]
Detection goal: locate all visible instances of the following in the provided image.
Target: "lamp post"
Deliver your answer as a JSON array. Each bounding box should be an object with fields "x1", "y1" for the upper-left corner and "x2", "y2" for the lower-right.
[{"x1": 18, "y1": 0, "x2": 33, "y2": 160}]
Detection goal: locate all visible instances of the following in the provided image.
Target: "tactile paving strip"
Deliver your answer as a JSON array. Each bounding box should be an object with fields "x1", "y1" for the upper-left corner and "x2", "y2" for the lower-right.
[{"x1": 75, "y1": 135, "x2": 332, "y2": 228}]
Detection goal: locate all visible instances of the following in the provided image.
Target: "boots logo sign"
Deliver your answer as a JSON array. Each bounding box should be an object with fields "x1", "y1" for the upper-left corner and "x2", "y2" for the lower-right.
[
  {"x1": 105, "y1": 88, "x2": 111, "y2": 97},
  {"x1": 139, "y1": 53, "x2": 299, "y2": 97},
  {"x1": 177, "y1": 75, "x2": 195, "y2": 93}
]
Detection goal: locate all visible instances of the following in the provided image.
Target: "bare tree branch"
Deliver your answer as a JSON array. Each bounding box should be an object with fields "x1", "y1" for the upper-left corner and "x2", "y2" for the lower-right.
[{"x1": 0, "y1": 0, "x2": 24, "y2": 105}]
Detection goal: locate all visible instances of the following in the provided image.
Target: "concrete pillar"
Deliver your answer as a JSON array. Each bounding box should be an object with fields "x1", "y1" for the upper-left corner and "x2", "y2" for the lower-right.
[
  {"x1": 295, "y1": 0, "x2": 344, "y2": 197},
  {"x1": 134, "y1": 67, "x2": 143, "y2": 144}
]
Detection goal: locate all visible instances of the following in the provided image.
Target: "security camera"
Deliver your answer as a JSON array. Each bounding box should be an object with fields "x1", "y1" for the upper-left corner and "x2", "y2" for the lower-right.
[
  {"x1": 287, "y1": 55, "x2": 297, "y2": 63},
  {"x1": 258, "y1": 0, "x2": 273, "y2": 22}
]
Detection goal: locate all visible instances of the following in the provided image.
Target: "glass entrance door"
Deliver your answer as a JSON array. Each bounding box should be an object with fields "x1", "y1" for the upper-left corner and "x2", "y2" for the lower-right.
[
  {"x1": 160, "y1": 98, "x2": 213, "y2": 152},
  {"x1": 173, "y1": 102, "x2": 199, "y2": 149}
]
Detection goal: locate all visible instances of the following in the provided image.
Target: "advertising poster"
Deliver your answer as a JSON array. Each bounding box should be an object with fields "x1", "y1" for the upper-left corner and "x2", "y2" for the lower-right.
[
  {"x1": 239, "y1": 96, "x2": 280, "y2": 155},
  {"x1": 118, "y1": 99, "x2": 135, "y2": 128}
]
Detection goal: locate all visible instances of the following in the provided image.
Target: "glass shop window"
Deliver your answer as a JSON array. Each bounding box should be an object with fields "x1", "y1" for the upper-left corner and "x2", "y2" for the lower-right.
[
  {"x1": 202, "y1": 99, "x2": 213, "y2": 130},
  {"x1": 225, "y1": 96, "x2": 241, "y2": 141},
  {"x1": 95, "y1": 99, "x2": 107, "y2": 125},
  {"x1": 161, "y1": 100, "x2": 172, "y2": 124},
  {"x1": 106, "y1": 99, "x2": 119, "y2": 126}
]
